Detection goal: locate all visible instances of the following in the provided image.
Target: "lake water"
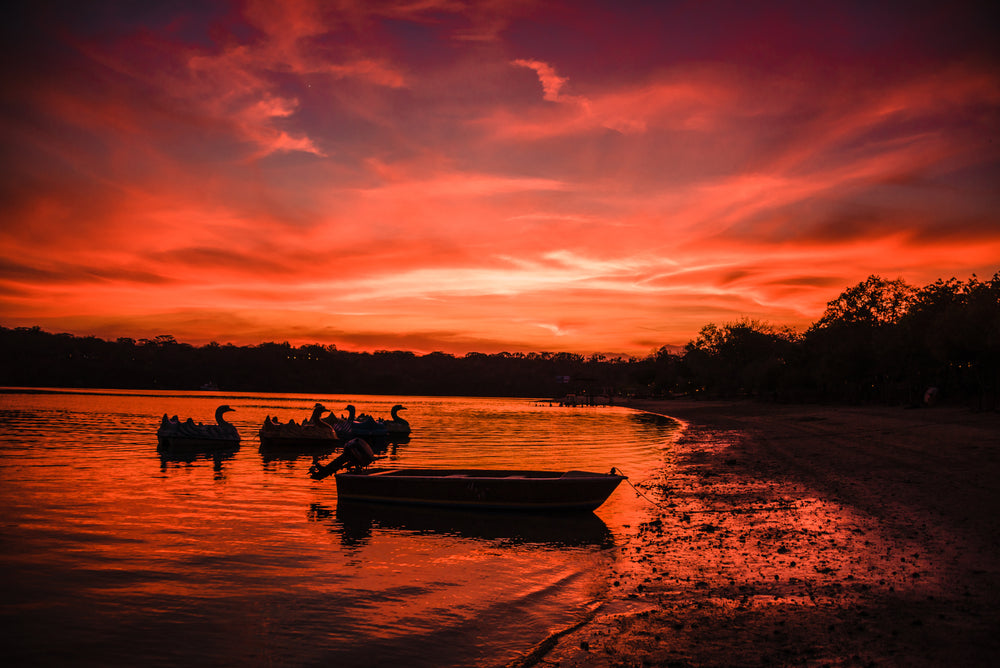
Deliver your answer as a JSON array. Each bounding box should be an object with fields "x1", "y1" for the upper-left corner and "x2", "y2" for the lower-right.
[{"x1": 0, "y1": 389, "x2": 680, "y2": 667}]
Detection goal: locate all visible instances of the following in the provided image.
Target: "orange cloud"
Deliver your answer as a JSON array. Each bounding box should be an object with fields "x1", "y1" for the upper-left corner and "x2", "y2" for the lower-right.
[
  {"x1": 512, "y1": 59, "x2": 572, "y2": 102},
  {"x1": 1, "y1": 1, "x2": 997, "y2": 356}
]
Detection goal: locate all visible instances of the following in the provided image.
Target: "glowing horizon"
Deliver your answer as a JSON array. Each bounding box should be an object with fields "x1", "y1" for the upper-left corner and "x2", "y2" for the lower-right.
[{"x1": 2, "y1": 1, "x2": 998, "y2": 356}]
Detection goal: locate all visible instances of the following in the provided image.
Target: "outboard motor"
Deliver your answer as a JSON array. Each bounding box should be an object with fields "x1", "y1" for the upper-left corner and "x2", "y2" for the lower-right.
[{"x1": 309, "y1": 438, "x2": 375, "y2": 480}]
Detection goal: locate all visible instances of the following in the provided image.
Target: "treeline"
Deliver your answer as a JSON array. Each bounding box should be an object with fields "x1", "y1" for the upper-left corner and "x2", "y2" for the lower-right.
[
  {"x1": 0, "y1": 328, "x2": 636, "y2": 398},
  {"x1": 1, "y1": 273, "x2": 997, "y2": 408},
  {"x1": 645, "y1": 273, "x2": 999, "y2": 409}
]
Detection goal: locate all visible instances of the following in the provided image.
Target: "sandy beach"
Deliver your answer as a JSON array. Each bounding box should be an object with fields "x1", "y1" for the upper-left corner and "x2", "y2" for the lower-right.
[{"x1": 512, "y1": 400, "x2": 1000, "y2": 667}]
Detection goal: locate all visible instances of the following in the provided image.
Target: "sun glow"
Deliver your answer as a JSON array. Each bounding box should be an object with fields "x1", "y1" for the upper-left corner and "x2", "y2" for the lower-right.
[{"x1": 1, "y1": 1, "x2": 997, "y2": 355}]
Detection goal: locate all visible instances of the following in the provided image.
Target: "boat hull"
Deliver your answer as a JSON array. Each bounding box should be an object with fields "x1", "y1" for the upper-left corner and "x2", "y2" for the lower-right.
[
  {"x1": 334, "y1": 468, "x2": 625, "y2": 511},
  {"x1": 157, "y1": 436, "x2": 240, "y2": 450}
]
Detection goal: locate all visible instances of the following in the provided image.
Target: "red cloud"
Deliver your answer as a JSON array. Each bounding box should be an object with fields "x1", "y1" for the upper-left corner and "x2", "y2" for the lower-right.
[{"x1": 2, "y1": 2, "x2": 997, "y2": 355}]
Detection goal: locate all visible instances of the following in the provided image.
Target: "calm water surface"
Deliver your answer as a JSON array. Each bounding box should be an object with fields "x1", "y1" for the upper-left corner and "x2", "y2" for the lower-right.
[{"x1": 0, "y1": 389, "x2": 680, "y2": 666}]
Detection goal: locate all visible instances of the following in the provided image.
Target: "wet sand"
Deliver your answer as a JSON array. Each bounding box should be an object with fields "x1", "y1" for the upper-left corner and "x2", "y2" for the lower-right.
[{"x1": 511, "y1": 401, "x2": 1000, "y2": 667}]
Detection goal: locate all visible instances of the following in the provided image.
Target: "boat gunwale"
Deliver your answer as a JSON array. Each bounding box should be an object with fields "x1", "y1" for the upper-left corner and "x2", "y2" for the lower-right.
[{"x1": 335, "y1": 467, "x2": 624, "y2": 481}]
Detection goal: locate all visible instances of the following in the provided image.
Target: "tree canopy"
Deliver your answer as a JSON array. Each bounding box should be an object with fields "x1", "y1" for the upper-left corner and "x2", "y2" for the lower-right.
[{"x1": 2, "y1": 272, "x2": 996, "y2": 408}]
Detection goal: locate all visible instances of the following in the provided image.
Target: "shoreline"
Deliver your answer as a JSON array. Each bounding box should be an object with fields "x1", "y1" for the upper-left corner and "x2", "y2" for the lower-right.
[{"x1": 513, "y1": 400, "x2": 1000, "y2": 666}]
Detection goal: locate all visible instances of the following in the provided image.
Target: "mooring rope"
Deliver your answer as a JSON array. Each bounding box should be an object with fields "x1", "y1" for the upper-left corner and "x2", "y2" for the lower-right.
[{"x1": 611, "y1": 467, "x2": 668, "y2": 509}]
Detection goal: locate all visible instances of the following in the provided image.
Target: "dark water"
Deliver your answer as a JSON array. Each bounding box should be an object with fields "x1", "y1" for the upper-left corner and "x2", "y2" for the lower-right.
[{"x1": 0, "y1": 389, "x2": 679, "y2": 666}]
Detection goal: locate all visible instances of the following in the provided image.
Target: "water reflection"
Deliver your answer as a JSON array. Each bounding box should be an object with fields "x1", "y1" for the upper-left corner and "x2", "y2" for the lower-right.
[
  {"x1": 258, "y1": 436, "x2": 407, "y2": 465},
  {"x1": 157, "y1": 444, "x2": 239, "y2": 474},
  {"x1": 628, "y1": 410, "x2": 680, "y2": 429},
  {"x1": 2, "y1": 391, "x2": 674, "y2": 667},
  {"x1": 258, "y1": 441, "x2": 339, "y2": 463},
  {"x1": 354, "y1": 434, "x2": 411, "y2": 450},
  {"x1": 312, "y1": 501, "x2": 616, "y2": 549}
]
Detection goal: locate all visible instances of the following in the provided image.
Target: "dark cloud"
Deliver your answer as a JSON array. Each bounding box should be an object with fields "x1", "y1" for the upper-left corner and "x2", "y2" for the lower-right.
[
  {"x1": 148, "y1": 247, "x2": 292, "y2": 275},
  {"x1": 0, "y1": 258, "x2": 171, "y2": 285}
]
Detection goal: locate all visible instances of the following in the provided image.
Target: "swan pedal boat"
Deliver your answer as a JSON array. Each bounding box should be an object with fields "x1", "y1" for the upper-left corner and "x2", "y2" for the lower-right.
[
  {"x1": 323, "y1": 404, "x2": 410, "y2": 440},
  {"x1": 334, "y1": 468, "x2": 626, "y2": 512},
  {"x1": 259, "y1": 403, "x2": 340, "y2": 450},
  {"x1": 157, "y1": 405, "x2": 241, "y2": 450}
]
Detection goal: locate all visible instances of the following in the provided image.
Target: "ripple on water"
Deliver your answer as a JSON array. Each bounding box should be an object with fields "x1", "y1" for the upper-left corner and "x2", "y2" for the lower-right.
[{"x1": 0, "y1": 391, "x2": 680, "y2": 667}]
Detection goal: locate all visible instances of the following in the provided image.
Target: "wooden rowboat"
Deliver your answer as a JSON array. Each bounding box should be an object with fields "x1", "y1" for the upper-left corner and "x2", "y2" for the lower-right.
[{"x1": 333, "y1": 468, "x2": 626, "y2": 512}]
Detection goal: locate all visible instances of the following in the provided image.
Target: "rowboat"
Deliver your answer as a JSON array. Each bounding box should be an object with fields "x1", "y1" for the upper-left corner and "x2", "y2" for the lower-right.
[{"x1": 333, "y1": 468, "x2": 626, "y2": 511}]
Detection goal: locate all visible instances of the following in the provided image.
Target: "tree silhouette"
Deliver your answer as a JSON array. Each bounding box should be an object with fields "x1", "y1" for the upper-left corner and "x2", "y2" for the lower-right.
[{"x1": 1, "y1": 272, "x2": 996, "y2": 407}]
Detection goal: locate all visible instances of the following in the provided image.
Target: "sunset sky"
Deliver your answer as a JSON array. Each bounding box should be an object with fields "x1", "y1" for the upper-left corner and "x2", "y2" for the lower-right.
[{"x1": 2, "y1": 1, "x2": 998, "y2": 356}]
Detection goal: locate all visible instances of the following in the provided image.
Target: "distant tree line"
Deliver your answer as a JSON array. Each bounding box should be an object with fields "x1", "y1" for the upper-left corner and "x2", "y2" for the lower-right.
[
  {"x1": 643, "y1": 273, "x2": 999, "y2": 409},
  {"x1": 0, "y1": 329, "x2": 635, "y2": 399},
  {"x1": 1, "y1": 273, "x2": 997, "y2": 408}
]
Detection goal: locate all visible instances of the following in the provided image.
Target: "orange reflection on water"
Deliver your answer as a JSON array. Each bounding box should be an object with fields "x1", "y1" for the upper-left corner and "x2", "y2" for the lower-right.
[{"x1": 0, "y1": 391, "x2": 679, "y2": 666}]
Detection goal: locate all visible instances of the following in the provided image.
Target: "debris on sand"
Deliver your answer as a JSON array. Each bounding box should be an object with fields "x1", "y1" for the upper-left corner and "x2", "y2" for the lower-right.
[{"x1": 514, "y1": 401, "x2": 1000, "y2": 667}]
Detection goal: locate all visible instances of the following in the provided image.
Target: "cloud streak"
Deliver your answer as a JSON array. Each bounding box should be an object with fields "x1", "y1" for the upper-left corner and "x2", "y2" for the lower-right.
[{"x1": 1, "y1": 1, "x2": 997, "y2": 355}]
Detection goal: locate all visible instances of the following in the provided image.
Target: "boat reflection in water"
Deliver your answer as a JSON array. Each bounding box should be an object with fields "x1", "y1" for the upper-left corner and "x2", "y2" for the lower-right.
[
  {"x1": 2, "y1": 391, "x2": 677, "y2": 667},
  {"x1": 258, "y1": 440, "x2": 339, "y2": 463},
  {"x1": 310, "y1": 501, "x2": 616, "y2": 549},
  {"x1": 155, "y1": 405, "x2": 242, "y2": 472},
  {"x1": 260, "y1": 436, "x2": 407, "y2": 465},
  {"x1": 157, "y1": 445, "x2": 239, "y2": 474}
]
